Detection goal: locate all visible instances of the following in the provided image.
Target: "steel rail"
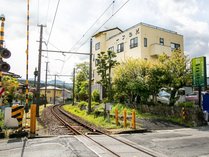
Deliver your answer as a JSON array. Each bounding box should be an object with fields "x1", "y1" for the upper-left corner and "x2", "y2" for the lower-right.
[
  {"x1": 51, "y1": 105, "x2": 80, "y2": 135},
  {"x1": 54, "y1": 104, "x2": 158, "y2": 157},
  {"x1": 52, "y1": 105, "x2": 119, "y2": 157}
]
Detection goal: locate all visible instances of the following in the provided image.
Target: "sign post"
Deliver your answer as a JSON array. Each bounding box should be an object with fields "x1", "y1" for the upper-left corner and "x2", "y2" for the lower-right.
[{"x1": 192, "y1": 56, "x2": 207, "y2": 107}]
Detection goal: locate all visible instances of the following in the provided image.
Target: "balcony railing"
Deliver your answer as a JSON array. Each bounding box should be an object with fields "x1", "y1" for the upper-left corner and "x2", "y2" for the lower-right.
[{"x1": 150, "y1": 43, "x2": 171, "y2": 56}]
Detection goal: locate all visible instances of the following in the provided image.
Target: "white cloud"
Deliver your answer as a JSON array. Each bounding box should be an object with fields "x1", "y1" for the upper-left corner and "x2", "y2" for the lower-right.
[{"x1": 1, "y1": 0, "x2": 209, "y2": 82}]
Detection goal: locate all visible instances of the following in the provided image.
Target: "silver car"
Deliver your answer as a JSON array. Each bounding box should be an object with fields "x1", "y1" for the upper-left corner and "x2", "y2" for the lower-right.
[{"x1": 157, "y1": 91, "x2": 170, "y2": 105}]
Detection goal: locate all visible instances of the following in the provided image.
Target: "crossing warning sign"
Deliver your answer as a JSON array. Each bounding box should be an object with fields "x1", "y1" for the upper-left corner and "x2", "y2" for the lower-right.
[
  {"x1": 11, "y1": 105, "x2": 24, "y2": 127},
  {"x1": 0, "y1": 87, "x2": 4, "y2": 96}
]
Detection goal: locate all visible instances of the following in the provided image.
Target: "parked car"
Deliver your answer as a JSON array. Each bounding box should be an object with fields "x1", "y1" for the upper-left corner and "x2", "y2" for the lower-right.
[
  {"x1": 185, "y1": 92, "x2": 198, "y2": 104},
  {"x1": 185, "y1": 91, "x2": 208, "y2": 104},
  {"x1": 157, "y1": 91, "x2": 170, "y2": 105}
]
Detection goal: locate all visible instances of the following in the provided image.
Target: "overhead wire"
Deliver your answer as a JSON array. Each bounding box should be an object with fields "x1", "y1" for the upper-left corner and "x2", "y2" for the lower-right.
[
  {"x1": 74, "y1": 0, "x2": 130, "y2": 52},
  {"x1": 46, "y1": 0, "x2": 61, "y2": 46},
  {"x1": 59, "y1": 0, "x2": 117, "y2": 74},
  {"x1": 69, "y1": 0, "x2": 115, "y2": 51}
]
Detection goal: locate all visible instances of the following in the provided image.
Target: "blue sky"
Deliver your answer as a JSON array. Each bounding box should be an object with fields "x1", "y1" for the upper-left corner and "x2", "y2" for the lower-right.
[{"x1": 0, "y1": 0, "x2": 209, "y2": 82}]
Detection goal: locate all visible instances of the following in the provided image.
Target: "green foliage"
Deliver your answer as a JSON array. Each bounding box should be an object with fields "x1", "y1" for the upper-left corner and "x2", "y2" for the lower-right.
[
  {"x1": 77, "y1": 101, "x2": 88, "y2": 110},
  {"x1": 177, "y1": 102, "x2": 195, "y2": 108},
  {"x1": 63, "y1": 105, "x2": 119, "y2": 129},
  {"x1": 76, "y1": 81, "x2": 88, "y2": 101},
  {"x1": 147, "y1": 62, "x2": 168, "y2": 103},
  {"x1": 75, "y1": 62, "x2": 89, "y2": 101},
  {"x1": 91, "y1": 101, "x2": 100, "y2": 108},
  {"x1": 96, "y1": 51, "x2": 119, "y2": 101},
  {"x1": 113, "y1": 59, "x2": 150, "y2": 105},
  {"x1": 0, "y1": 111, "x2": 4, "y2": 128},
  {"x1": 2, "y1": 76, "x2": 19, "y2": 105},
  {"x1": 158, "y1": 49, "x2": 191, "y2": 105},
  {"x1": 92, "y1": 89, "x2": 100, "y2": 102}
]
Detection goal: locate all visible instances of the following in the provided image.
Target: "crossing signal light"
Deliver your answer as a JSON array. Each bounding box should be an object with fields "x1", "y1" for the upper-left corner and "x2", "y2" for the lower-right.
[
  {"x1": 0, "y1": 47, "x2": 11, "y2": 72},
  {"x1": 0, "y1": 48, "x2": 11, "y2": 58},
  {"x1": 0, "y1": 61, "x2": 10, "y2": 72}
]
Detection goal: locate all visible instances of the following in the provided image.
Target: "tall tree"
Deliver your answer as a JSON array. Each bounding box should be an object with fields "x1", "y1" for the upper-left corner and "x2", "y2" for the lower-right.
[
  {"x1": 96, "y1": 51, "x2": 118, "y2": 101},
  {"x1": 113, "y1": 59, "x2": 150, "y2": 105},
  {"x1": 75, "y1": 62, "x2": 89, "y2": 101},
  {"x1": 147, "y1": 61, "x2": 168, "y2": 103},
  {"x1": 158, "y1": 49, "x2": 191, "y2": 105}
]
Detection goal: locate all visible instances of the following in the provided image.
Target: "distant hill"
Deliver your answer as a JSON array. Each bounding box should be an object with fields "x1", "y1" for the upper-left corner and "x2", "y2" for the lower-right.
[
  {"x1": 47, "y1": 80, "x2": 73, "y2": 89},
  {"x1": 18, "y1": 79, "x2": 73, "y2": 89}
]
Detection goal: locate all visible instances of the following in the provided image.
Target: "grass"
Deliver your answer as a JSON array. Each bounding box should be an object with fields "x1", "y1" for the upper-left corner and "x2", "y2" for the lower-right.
[
  {"x1": 63, "y1": 104, "x2": 121, "y2": 129},
  {"x1": 63, "y1": 102, "x2": 192, "y2": 129}
]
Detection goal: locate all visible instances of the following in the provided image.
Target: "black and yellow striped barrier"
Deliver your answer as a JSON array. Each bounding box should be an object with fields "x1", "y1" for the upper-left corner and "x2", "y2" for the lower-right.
[{"x1": 11, "y1": 105, "x2": 24, "y2": 127}]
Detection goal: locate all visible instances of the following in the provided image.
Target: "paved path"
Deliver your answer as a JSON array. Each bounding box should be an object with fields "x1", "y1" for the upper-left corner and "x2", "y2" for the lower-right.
[
  {"x1": 1, "y1": 126, "x2": 209, "y2": 157},
  {"x1": 120, "y1": 126, "x2": 209, "y2": 157}
]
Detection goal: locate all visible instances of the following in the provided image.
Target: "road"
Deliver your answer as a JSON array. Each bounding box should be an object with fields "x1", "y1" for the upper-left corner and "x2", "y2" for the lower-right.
[
  {"x1": 1, "y1": 126, "x2": 209, "y2": 157},
  {"x1": 119, "y1": 126, "x2": 209, "y2": 157}
]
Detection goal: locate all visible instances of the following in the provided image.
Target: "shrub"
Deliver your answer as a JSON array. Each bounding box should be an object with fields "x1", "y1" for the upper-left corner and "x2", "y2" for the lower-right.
[
  {"x1": 177, "y1": 102, "x2": 195, "y2": 108},
  {"x1": 92, "y1": 101, "x2": 100, "y2": 108},
  {"x1": 77, "y1": 101, "x2": 88, "y2": 110},
  {"x1": 92, "y1": 90, "x2": 100, "y2": 102}
]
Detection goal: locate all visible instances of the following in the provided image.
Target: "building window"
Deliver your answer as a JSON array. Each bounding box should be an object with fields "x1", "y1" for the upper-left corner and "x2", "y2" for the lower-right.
[
  {"x1": 144, "y1": 38, "x2": 147, "y2": 47},
  {"x1": 117, "y1": 43, "x2": 124, "y2": 53},
  {"x1": 130, "y1": 37, "x2": 138, "y2": 49},
  {"x1": 95, "y1": 42, "x2": 100, "y2": 50},
  {"x1": 171, "y1": 42, "x2": 180, "y2": 51},
  {"x1": 108, "y1": 46, "x2": 114, "y2": 52},
  {"x1": 95, "y1": 58, "x2": 99, "y2": 66},
  {"x1": 160, "y1": 38, "x2": 164, "y2": 45}
]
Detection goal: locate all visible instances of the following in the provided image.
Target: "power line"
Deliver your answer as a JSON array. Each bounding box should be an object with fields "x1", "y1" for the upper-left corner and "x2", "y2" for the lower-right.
[
  {"x1": 69, "y1": 0, "x2": 115, "y2": 52},
  {"x1": 46, "y1": 0, "x2": 61, "y2": 45},
  {"x1": 59, "y1": 0, "x2": 117, "y2": 74},
  {"x1": 75, "y1": 0, "x2": 131, "y2": 51}
]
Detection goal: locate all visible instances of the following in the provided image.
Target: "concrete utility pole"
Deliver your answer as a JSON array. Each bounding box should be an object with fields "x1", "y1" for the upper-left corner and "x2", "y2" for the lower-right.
[
  {"x1": 88, "y1": 38, "x2": 92, "y2": 114},
  {"x1": 62, "y1": 81, "x2": 65, "y2": 105},
  {"x1": 36, "y1": 24, "x2": 46, "y2": 117},
  {"x1": 72, "y1": 68, "x2": 75, "y2": 105},
  {"x1": 53, "y1": 74, "x2": 57, "y2": 105},
  {"x1": 44, "y1": 61, "x2": 48, "y2": 108}
]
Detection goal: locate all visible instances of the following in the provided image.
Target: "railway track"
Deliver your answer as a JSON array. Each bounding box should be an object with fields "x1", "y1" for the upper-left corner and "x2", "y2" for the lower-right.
[{"x1": 51, "y1": 104, "x2": 162, "y2": 157}]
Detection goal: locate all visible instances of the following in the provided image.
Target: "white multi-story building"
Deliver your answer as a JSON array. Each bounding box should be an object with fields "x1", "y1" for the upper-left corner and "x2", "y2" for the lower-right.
[{"x1": 92, "y1": 22, "x2": 184, "y2": 95}]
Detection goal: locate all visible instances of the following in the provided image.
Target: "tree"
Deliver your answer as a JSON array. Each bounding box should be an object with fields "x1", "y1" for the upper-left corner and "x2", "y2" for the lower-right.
[
  {"x1": 96, "y1": 51, "x2": 118, "y2": 101},
  {"x1": 147, "y1": 61, "x2": 168, "y2": 103},
  {"x1": 2, "y1": 76, "x2": 19, "y2": 105},
  {"x1": 113, "y1": 59, "x2": 150, "y2": 106},
  {"x1": 75, "y1": 62, "x2": 89, "y2": 101},
  {"x1": 158, "y1": 49, "x2": 191, "y2": 105}
]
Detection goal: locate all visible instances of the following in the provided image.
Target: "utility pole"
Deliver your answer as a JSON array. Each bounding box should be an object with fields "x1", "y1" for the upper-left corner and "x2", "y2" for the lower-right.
[
  {"x1": 34, "y1": 68, "x2": 38, "y2": 87},
  {"x1": 0, "y1": 15, "x2": 5, "y2": 107},
  {"x1": 62, "y1": 81, "x2": 65, "y2": 105},
  {"x1": 88, "y1": 38, "x2": 92, "y2": 114},
  {"x1": 44, "y1": 62, "x2": 48, "y2": 108},
  {"x1": 72, "y1": 68, "x2": 75, "y2": 105},
  {"x1": 53, "y1": 74, "x2": 57, "y2": 104},
  {"x1": 36, "y1": 24, "x2": 46, "y2": 117}
]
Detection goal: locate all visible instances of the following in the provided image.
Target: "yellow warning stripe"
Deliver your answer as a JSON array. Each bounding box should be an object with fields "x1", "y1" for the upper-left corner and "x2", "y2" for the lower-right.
[{"x1": 11, "y1": 106, "x2": 24, "y2": 127}]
